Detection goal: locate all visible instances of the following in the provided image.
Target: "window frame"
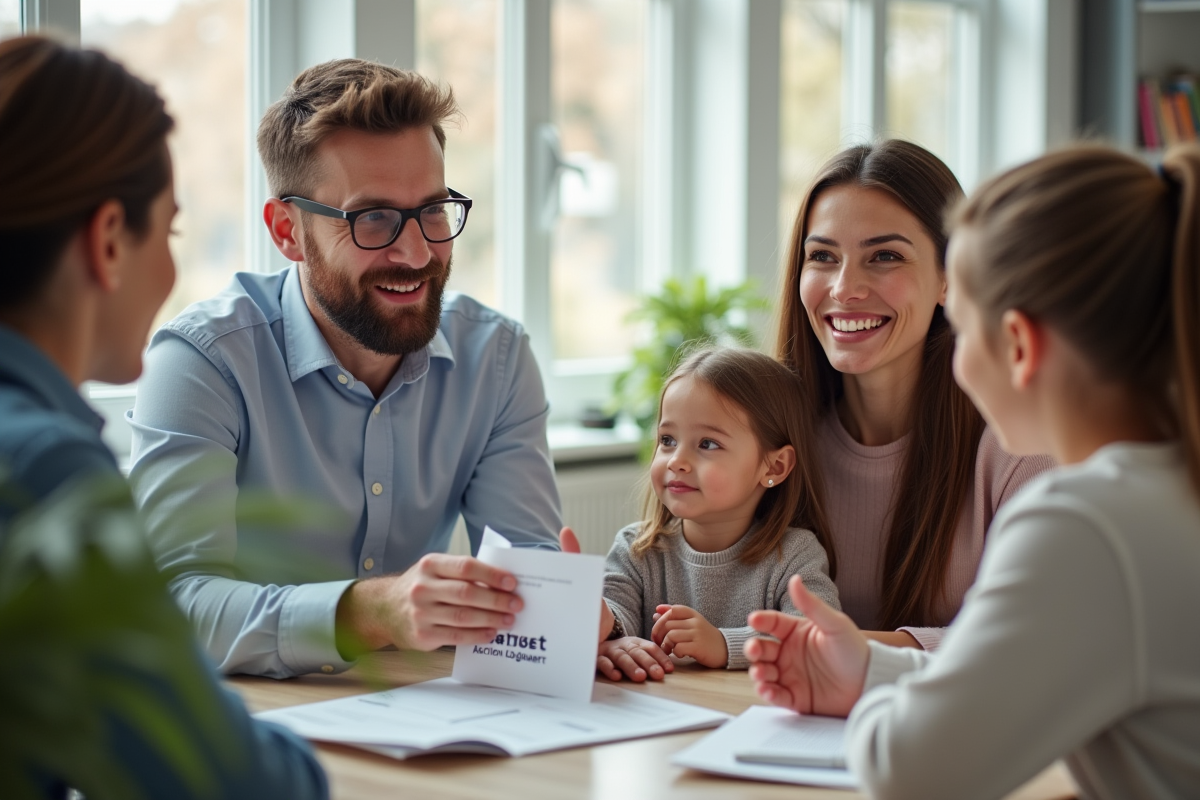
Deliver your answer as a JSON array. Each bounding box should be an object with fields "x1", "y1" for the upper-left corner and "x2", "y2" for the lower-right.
[{"x1": 23, "y1": 0, "x2": 1061, "y2": 444}]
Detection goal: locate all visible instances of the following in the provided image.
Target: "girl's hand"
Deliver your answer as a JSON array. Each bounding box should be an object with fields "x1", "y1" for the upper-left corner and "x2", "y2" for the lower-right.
[
  {"x1": 650, "y1": 604, "x2": 728, "y2": 668},
  {"x1": 745, "y1": 575, "x2": 869, "y2": 717},
  {"x1": 597, "y1": 637, "x2": 674, "y2": 682}
]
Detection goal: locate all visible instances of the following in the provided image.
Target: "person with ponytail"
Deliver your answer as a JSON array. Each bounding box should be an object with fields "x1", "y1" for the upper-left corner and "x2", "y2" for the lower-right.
[
  {"x1": 747, "y1": 143, "x2": 1200, "y2": 799},
  {"x1": 776, "y1": 140, "x2": 1051, "y2": 649},
  {"x1": 0, "y1": 36, "x2": 327, "y2": 799}
]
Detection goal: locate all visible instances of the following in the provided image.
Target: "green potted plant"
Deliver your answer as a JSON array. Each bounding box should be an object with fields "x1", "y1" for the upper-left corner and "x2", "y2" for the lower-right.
[
  {"x1": 612, "y1": 275, "x2": 769, "y2": 457},
  {"x1": 0, "y1": 471, "x2": 349, "y2": 800}
]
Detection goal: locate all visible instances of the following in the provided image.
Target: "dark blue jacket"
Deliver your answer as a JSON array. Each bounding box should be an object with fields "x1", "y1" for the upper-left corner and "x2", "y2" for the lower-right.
[{"x1": 0, "y1": 324, "x2": 329, "y2": 800}]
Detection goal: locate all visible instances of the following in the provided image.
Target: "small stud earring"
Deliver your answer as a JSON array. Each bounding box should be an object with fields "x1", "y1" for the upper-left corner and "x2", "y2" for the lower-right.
[{"x1": 767, "y1": 479, "x2": 774, "y2": 486}]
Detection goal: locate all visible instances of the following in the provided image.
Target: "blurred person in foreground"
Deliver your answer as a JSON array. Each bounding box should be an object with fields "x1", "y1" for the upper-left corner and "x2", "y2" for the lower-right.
[
  {"x1": 0, "y1": 35, "x2": 328, "y2": 799},
  {"x1": 128, "y1": 59, "x2": 563, "y2": 679}
]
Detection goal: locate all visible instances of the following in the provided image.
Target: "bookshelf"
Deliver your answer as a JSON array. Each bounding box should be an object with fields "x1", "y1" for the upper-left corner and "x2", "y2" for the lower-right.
[
  {"x1": 1079, "y1": 2, "x2": 1200, "y2": 157},
  {"x1": 1134, "y1": 2, "x2": 1200, "y2": 154}
]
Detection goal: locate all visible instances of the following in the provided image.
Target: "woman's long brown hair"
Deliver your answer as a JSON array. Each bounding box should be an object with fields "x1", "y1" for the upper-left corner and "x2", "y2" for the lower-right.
[{"x1": 775, "y1": 140, "x2": 983, "y2": 628}]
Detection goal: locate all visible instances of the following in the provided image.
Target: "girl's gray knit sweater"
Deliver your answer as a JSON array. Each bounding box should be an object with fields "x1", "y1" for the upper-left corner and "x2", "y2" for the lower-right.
[{"x1": 603, "y1": 522, "x2": 840, "y2": 669}]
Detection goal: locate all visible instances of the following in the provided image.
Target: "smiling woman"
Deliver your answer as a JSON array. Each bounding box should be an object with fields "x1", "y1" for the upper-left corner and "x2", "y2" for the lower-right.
[{"x1": 776, "y1": 140, "x2": 1052, "y2": 647}]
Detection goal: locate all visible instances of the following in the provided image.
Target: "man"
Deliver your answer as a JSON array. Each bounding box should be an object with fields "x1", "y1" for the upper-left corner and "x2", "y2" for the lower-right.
[{"x1": 129, "y1": 59, "x2": 562, "y2": 679}]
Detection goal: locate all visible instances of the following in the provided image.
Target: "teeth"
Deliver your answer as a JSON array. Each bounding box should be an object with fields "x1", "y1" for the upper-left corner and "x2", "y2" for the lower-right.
[
  {"x1": 380, "y1": 282, "x2": 422, "y2": 293},
  {"x1": 831, "y1": 317, "x2": 885, "y2": 332}
]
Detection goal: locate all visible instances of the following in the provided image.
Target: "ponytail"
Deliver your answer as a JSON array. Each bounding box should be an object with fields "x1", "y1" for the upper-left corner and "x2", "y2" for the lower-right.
[
  {"x1": 952, "y1": 143, "x2": 1200, "y2": 495},
  {"x1": 1162, "y1": 147, "x2": 1200, "y2": 493}
]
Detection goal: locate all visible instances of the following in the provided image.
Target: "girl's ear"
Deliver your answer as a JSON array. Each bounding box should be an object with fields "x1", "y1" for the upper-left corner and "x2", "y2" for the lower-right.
[
  {"x1": 761, "y1": 444, "x2": 797, "y2": 488},
  {"x1": 1001, "y1": 309, "x2": 1044, "y2": 390}
]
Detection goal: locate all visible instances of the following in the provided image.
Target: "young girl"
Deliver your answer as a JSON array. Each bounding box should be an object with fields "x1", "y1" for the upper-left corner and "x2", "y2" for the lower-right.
[
  {"x1": 597, "y1": 346, "x2": 840, "y2": 682},
  {"x1": 746, "y1": 144, "x2": 1200, "y2": 799}
]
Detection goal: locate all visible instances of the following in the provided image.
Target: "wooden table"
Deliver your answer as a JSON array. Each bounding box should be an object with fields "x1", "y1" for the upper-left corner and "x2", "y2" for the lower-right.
[{"x1": 230, "y1": 650, "x2": 1078, "y2": 800}]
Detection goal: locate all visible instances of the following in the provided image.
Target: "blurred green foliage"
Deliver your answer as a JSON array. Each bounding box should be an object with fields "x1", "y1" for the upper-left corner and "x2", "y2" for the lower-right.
[
  {"x1": 611, "y1": 276, "x2": 769, "y2": 458},
  {"x1": 0, "y1": 467, "x2": 366, "y2": 799},
  {"x1": 0, "y1": 475, "x2": 228, "y2": 800}
]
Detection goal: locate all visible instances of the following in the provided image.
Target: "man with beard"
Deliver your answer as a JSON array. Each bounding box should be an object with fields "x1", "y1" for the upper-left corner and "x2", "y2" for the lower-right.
[{"x1": 128, "y1": 60, "x2": 563, "y2": 679}]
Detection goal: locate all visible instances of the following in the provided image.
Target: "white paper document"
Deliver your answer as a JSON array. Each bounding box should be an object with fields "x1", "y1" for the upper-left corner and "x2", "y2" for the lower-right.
[
  {"x1": 255, "y1": 677, "x2": 730, "y2": 759},
  {"x1": 672, "y1": 705, "x2": 859, "y2": 790},
  {"x1": 451, "y1": 526, "x2": 604, "y2": 702}
]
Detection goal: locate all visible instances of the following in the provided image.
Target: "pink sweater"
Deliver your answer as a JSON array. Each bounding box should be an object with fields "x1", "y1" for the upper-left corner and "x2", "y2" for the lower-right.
[{"x1": 815, "y1": 414, "x2": 1052, "y2": 649}]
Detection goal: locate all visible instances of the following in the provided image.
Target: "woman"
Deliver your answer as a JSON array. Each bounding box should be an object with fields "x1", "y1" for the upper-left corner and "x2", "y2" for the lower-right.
[
  {"x1": 0, "y1": 36, "x2": 327, "y2": 798},
  {"x1": 776, "y1": 140, "x2": 1050, "y2": 648},
  {"x1": 748, "y1": 143, "x2": 1200, "y2": 799}
]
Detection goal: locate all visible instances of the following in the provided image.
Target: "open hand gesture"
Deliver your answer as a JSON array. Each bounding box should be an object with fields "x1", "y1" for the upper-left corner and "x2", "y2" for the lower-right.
[{"x1": 745, "y1": 575, "x2": 870, "y2": 718}]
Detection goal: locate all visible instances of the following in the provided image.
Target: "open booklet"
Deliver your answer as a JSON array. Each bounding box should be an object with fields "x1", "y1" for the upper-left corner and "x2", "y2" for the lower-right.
[
  {"x1": 255, "y1": 526, "x2": 728, "y2": 759},
  {"x1": 672, "y1": 705, "x2": 859, "y2": 789},
  {"x1": 255, "y1": 677, "x2": 729, "y2": 759}
]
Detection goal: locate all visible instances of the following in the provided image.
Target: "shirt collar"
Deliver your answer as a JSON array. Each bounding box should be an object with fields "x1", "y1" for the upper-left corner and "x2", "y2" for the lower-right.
[
  {"x1": 281, "y1": 266, "x2": 345, "y2": 382},
  {"x1": 281, "y1": 265, "x2": 457, "y2": 383},
  {"x1": 0, "y1": 325, "x2": 104, "y2": 433},
  {"x1": 428, "y1": 327, "x2": 454, "y2": 366}
]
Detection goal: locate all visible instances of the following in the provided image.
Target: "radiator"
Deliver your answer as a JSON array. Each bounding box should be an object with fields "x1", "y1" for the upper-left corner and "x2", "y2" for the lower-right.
[{"x1": 447, "y1": 459, "x2": 644, "y2": 557}]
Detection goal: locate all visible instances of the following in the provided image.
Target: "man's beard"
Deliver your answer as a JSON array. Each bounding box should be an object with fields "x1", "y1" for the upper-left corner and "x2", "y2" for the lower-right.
[{"x1": 302, "y1": 227, "x2": 451, "y2": 357}]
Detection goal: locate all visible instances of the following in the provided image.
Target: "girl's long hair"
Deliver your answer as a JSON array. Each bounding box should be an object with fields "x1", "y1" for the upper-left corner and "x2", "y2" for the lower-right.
[
  {"x1": 951, "y1": 143, "x2": 1200, "y2": 495},
  {"x1": 775, "y1": 140, "x2": 983, "y2": 628},
  {"x1": 632, "y1": 347, "x2": 832, "y2": 566}
]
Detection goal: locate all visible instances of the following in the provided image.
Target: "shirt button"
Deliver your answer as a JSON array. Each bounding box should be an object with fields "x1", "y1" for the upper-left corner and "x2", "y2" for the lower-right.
[
  {"x1": 337, "y1": 374, "x2": 349, "y2": 385},
  {"x1": 321, "y1": 665, "x2": 334, "y2": 674},
  {"x1": 371, "y1": 482, "x2": 383, "y2": 496},
  {"x1": 373, "y1": 405, "x2": 381, "y2": 416},
  {"x1": 363, "y1": 557, "x2": 375, "y2": 570}
]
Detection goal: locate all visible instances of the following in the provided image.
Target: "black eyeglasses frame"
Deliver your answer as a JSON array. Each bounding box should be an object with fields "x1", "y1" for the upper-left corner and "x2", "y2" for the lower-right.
[{"x1": 281, "y1": 188, "x2": 473, "y2": 249}]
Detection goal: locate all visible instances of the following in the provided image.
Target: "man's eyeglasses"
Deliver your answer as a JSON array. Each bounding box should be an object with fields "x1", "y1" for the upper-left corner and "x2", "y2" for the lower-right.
[{"x1": 282, "y1": 189, "x2": 472, "y2": 249}]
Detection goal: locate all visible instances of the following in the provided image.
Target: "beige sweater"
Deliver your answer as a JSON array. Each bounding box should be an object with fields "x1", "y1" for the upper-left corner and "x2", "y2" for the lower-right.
[
  {"x1": 816, "y1": 414, "x2": 1051, "y2": 647},
  {"x1": 848, "y1": 442, "x2": 1200, "y2": 800}
]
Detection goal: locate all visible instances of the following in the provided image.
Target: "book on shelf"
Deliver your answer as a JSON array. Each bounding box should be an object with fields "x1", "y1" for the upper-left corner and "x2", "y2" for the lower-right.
[{"x1": 1139, "y1": 74, "x2": 1200, "y2": 149}]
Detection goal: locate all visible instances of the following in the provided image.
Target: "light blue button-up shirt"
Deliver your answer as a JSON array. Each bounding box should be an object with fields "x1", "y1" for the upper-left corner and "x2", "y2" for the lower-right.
[{"x1": 129, "y1": 267, "x2": 561, "y2": 678}]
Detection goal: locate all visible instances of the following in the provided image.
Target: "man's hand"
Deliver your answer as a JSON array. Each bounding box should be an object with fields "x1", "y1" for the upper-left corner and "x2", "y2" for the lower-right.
[
  {"x1": 650, "y1": 604, "x2": 728, "y2": 668},
  {"x1": 597, "y1": 636, "x2": 674, "y2": 682},
  {"x1": 745, "y1": 575, "x2": 869, "y2": 718},
  {"x1": 335, "y1": 554, "x2": 521, "y2": 657}
]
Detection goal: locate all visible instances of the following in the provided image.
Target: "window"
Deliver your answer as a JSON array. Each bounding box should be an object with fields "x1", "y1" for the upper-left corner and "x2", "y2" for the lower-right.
[
  {"x1": 80, "y1": 0, "x2": 247, "y2": 335},
  {"x1": 779, "y1": 1, "x2": 844, "y2": 238},
  {"x1": 549, "y1": 0, "x2": 644, "y2": 362},
  {"x1": 416, "y1": 0, "x2": 498, "y2": 309},
  {"x1": 27, "y1": 0, "x2": 999, "y2": 446},
  {"x1": 780, "y1": 0, "x2": 983, "y2": 248},
  {"x1": 886, "y1": 2, "x2": 956, "y2": 165},
  {"x1": 1, "y1": 0, "x2": 19, "y2": 37}
]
